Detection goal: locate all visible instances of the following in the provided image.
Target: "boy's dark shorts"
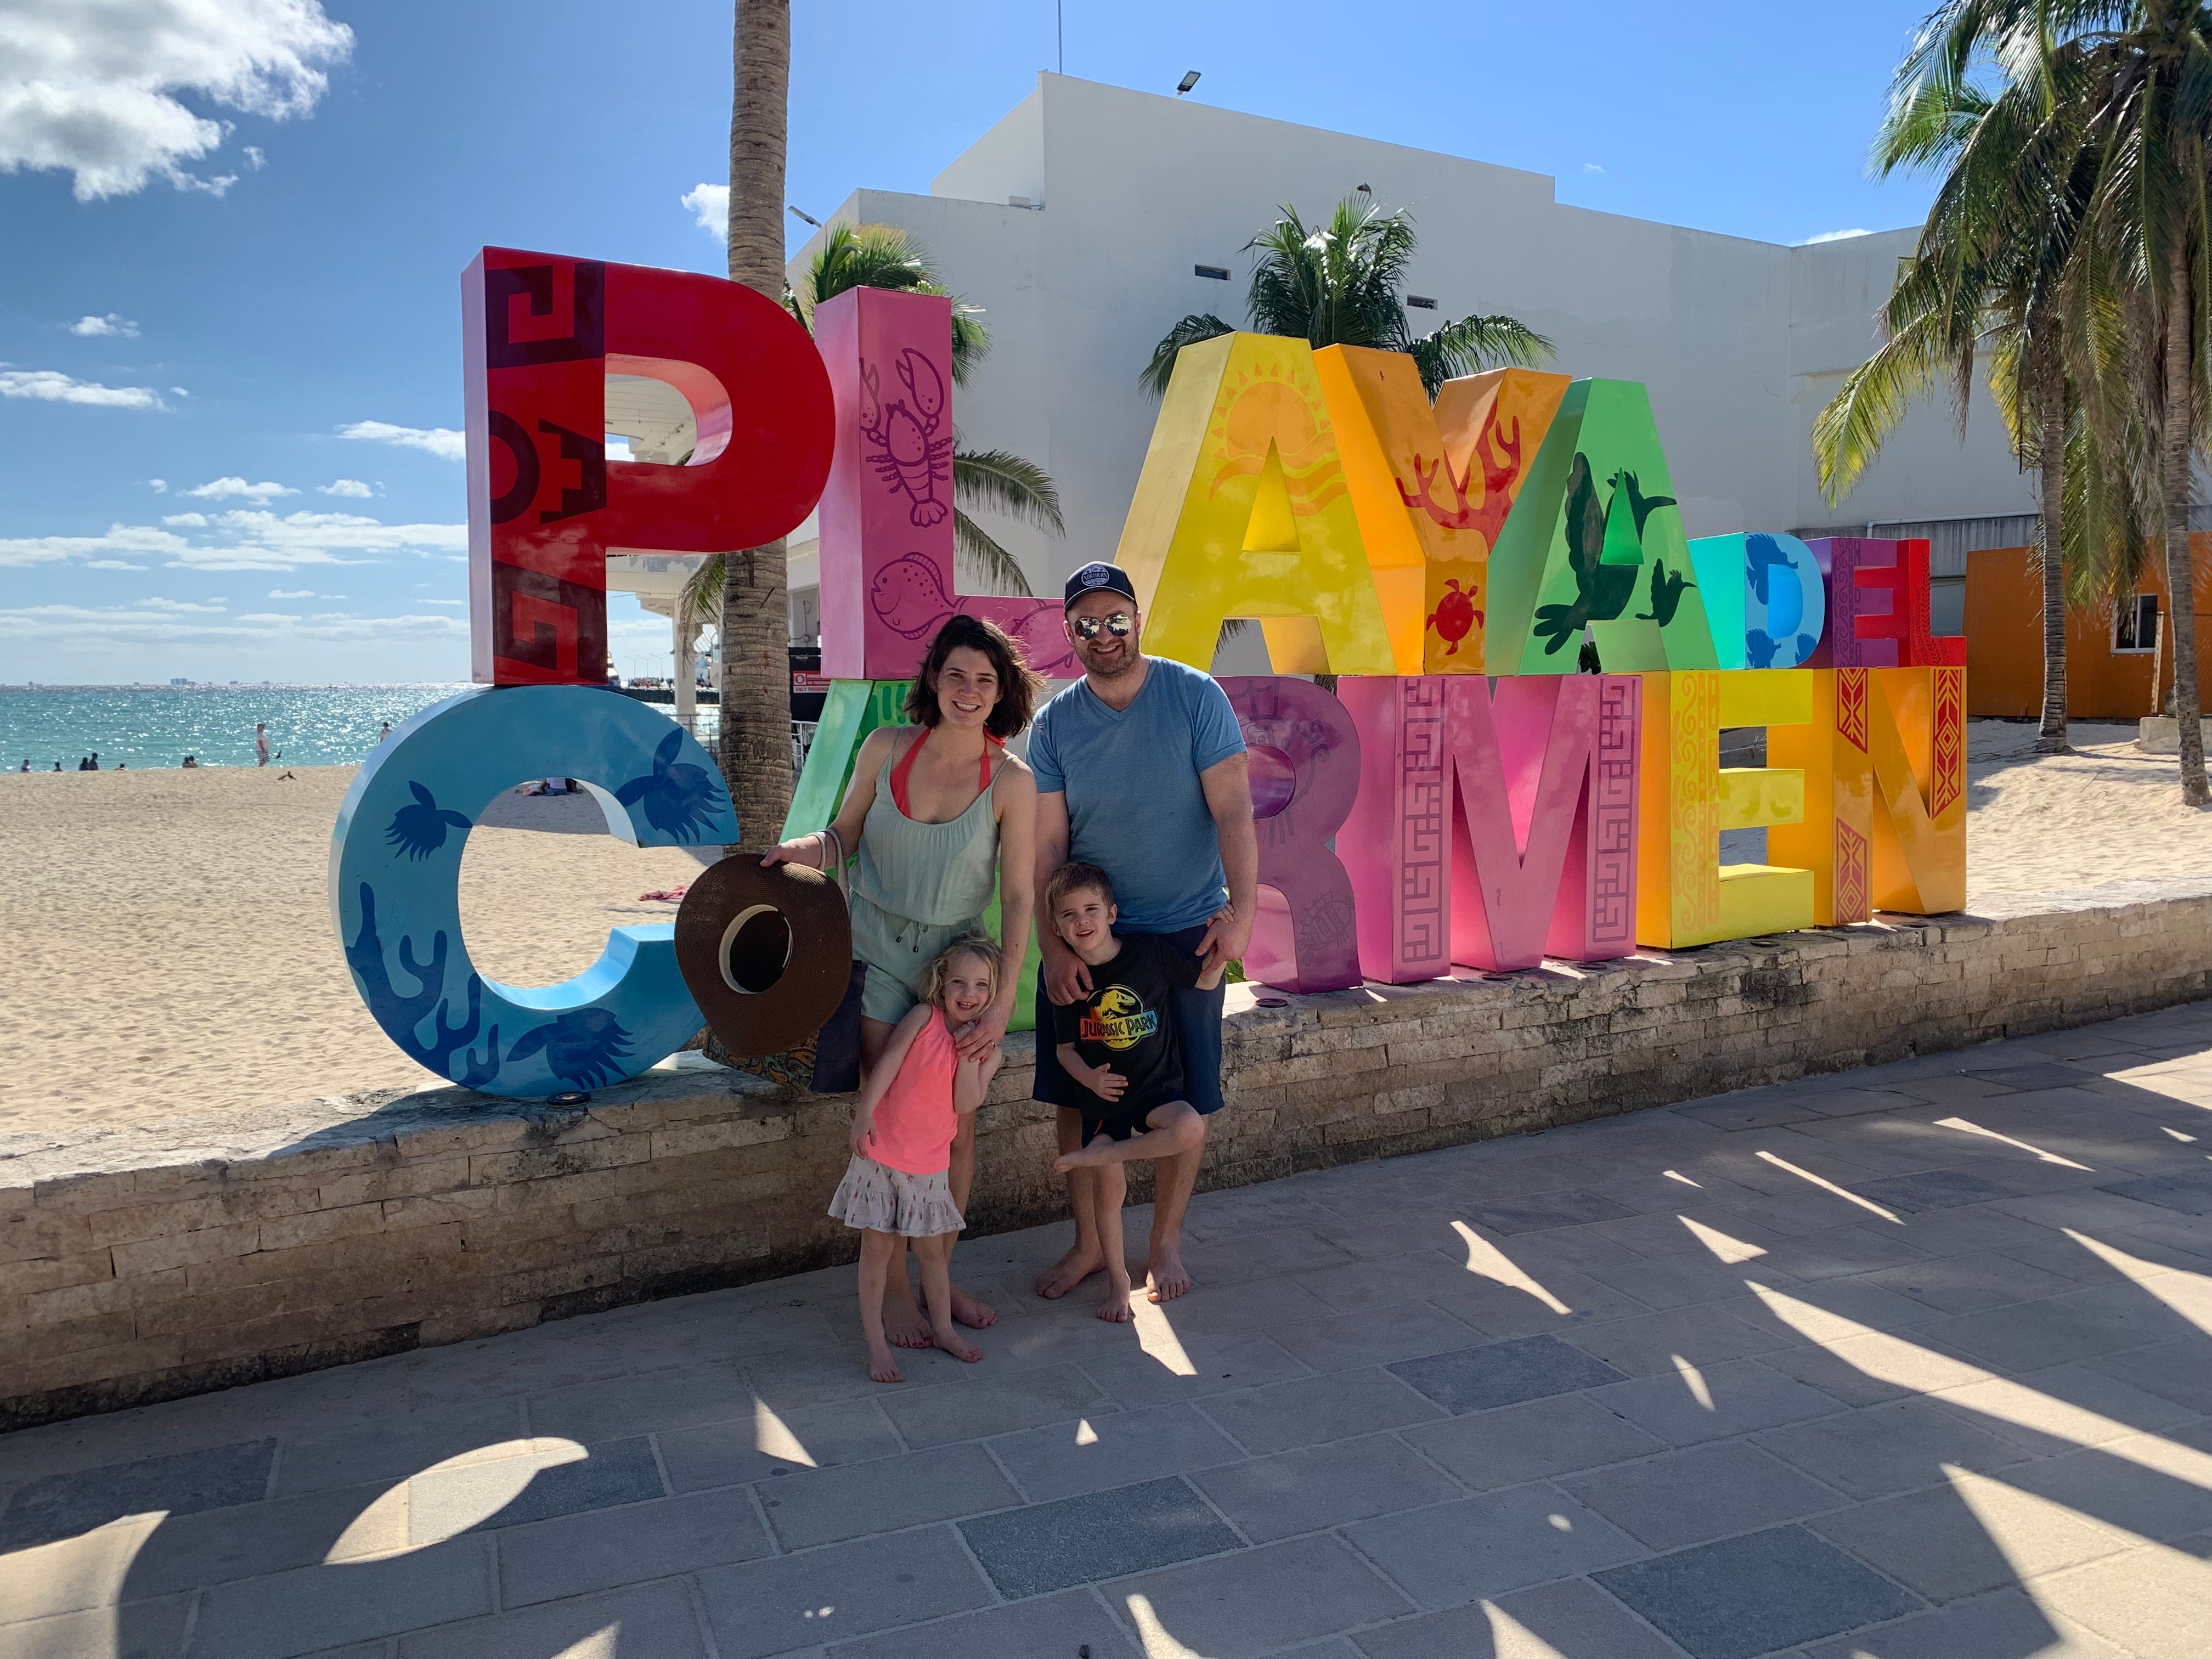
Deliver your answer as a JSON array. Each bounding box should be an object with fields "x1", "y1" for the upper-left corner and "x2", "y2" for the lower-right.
[
  {"x1": 1034, "y1": 921, "x2": 1227, "y2": 1116},
  {"x1": 1080, "y1": 1096, "x2": 1191, "y2": 1149}
]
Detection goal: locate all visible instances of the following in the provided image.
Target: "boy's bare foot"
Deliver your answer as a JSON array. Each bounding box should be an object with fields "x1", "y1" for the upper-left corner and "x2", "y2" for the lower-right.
[
  {"x1": 950, "y1": 1284, "x2": 997, "y2": 1328},
  {"x1": 1051, "y1": 1141, "x2": 1118, "y2": 1172},
  {"x1": 1034, "y1": 1244, "x2": 1104, "y2": 1299},
  {"x1": 867, "y1": 1342, "x2": 904, "y2": 1384},
  {"x1": 1097, "y1": 1279, "x2": 1134, "y2": 1323},
  {"x1": 933, "y1": 1327, "x2": 984, "y2": 1363},
  {"x1": 1145, "y1": 1244, "x2": 1192, "y2": 1302},
  {"x1": 882, "y1": 1294, "x2": 933, "y2": 1348}
]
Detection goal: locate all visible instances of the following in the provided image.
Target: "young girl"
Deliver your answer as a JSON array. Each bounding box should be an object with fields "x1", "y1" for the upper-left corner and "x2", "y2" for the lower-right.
[{"x1": 830, "y1": 936, "x2": 1006, "y2": 1383}]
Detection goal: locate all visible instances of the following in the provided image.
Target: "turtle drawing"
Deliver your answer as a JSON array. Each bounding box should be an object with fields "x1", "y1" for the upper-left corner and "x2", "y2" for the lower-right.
[
  {"x1": 614, "y1": 728, "x2": 726, "y2": 843},
  {"x1": 1426, "y1": 579, "x2": 1482, "y2": 656},
  {"x1": 385, "y1": 781, "x2": 471, "y2": 861},
  {"x1": 506, "y1": 1007, "x2": 635, "y2": 1090}
]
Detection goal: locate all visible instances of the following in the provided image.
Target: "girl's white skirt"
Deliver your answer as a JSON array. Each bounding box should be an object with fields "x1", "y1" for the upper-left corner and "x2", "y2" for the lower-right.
[{"x1": 828, "y1": 1154, "x2": 964, "y2": 1237}]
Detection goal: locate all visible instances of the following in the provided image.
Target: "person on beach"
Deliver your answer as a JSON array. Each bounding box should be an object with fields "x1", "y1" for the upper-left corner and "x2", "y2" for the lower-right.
[
  {"x1": 830, "y1": 936, "x2": 1006, "y2": 1383},
  {"x1": 761, "y1": 613, "x2": 1039, "y2": 1344},
  {"x1": 254, "y1": 724, "x2": 270, "y2": 766},
  {"x1": 1031, "y1": 561, "x2": 1257, "y2": 1305},
  {"x1": 182, "y1": 755, "x2": 198, "y2": 768},
  {"x1": 1045, "y1": 862, "x2": 1223, "y2": 1321},
  {"x1": 376, "y1": 720, "x2": 392, "y2": 744}
]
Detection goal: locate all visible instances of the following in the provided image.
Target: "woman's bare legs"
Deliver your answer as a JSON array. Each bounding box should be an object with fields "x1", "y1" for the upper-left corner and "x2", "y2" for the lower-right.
[
  {"x1": 856, "y1": 1229, "x2": 902, "y2": 1383},
  {"x1": 913, "y1": 1233, "x2": 982, "y2": 1362}
]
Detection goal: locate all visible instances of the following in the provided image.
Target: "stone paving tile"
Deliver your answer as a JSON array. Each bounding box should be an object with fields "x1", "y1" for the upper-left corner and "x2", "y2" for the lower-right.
[
  {"x1": 1754, "y1": 1398, "x2": 2036, "y2": 1500},
  {"x1": 1710, "y1": 1277, "x2": 1943, "y2": 1342},
  {"x1": 1930, "y1": 1361, "x2": 2205, "y2": 1449},
  {"x1": 1107, "y1": 1533, "x2": 1413, "y2": 1657},
  {"x1": 1351, "y1": 1576, "x2": 1688, "y2": 1658},
  {"x1": 1344, "y1": 1482, "x2": 1644, "y2": 1608},
  {"x1": 1077, "y1": 1330, "x2": 1313, "y2": 1408},
  {"x1": 1967, "y1": 1062, "x2": 2101, "y2": 1088},
  {"x1": 876, "y1": 1362, "x2": 1108, "y2": 1448},
  {"x1": 1430, "y1": 1269, "x2": 1655, "y2": 1336},
  {"x1": 1674, "y1": 1096, "x2": 1824, "y2": 1131},
  {"x1": 524, "y1": 1358, "x2": 751, "y2": 1443},
  {"x1": 1809, "y1": 1474, "x2": 2130, "y2": 1603},
  {"x1": 1593, "y1": 1359, "x2": 1848, "y2": 1446},
  {"x1": 1141, "y1": 1275, "x2": 1337, "y2": 1337},
  {"x1": 1292, "y1": 1251, "x2": 1481, "y2": 1312},
  {"x1": 696, "y1": 1523, "x2": 994, "y2": 1658},
  {"x1": 1911, "y1": 1296, "x2": 2150, "y2": 1373},
  {"x1": 1198, "y1": 1366, "x2": 1445, "y2": 1456},
  {"x1": 0, "y1": 1438, "x2": 273, "y2": 1553},
  {"x1": 990, "y1": 1403, "x2": 1243, "y2": 1502},
  {"x1": 0, "y1": 1513, "x2": 163, "y2": 1622},
  {"x1": 1560, "y1": 1441, "x2": 1845, "y2": 1551},
  {"x1": 2005, "y1": 1434, "x2": 2212, "y2": 1542},
  {"x1": 1581, "y1": 1171, "x2": 1766, "y2": 1216},
  {"x1": 1843, "y1": 1169, "x2": 2017, "y2": 1214},
  {"x1": 1462, "y1": 1189, "x2": 1639, "y2": 1235},
  {"x1": 1595, "y1": 1524, "x2": 1922, "y2": 1659},
  {"x1": 2028, "y1": 1545, "x2": 2212, "y2": 1659},
  {"x1": 1754, "y1": 1340, "x2": 1926, "y2": 1408},
  {"x1": 755, "y1": 1443, "x2": 1019, "y2": 1549},
  {"x1": 1272, "y1": 1302, "x2": 1488, "y2": 1373},
  {"x1": 405, "y1": 1435, "x2": 663, "y2": 1542},
  {"x1": 2099, "y1": 1168, "x2": 2212, "y2": 1215},
  {"x1": 825, "y1": 1588, "x2": 1143, "y2": 1658},
  {"x1": 1585, "y1": 1255, "x2": 1776, "y2": 1312},
  {"x1": 1754, "y1": 1226, "x2": 1936, "y2": 1281},
  {"x1": 1797, "y1": 1585, "x2": 2134, "y2": 1658},
  {"x1": 1560, "y1": 1306, "x2": 1792, "y2": 1378},
  {"x1": 1190, "y1": 1432, "x2": 1463, "y2": 1542},
  {"x1": 1860, "y1": 1248, "x2": 2089, "y2": 1314},
  {"x1": 0, "y1": 1594, "x2": 195, "y2": 1659},
  {"x1": 496, "y1": 1482, "x2": 771, "y2": 1604},
  {"x1": 2081, "y1": 1335, "x2": 2212, "y2": 1412},
  {"x1": 959, "y1": 1475, "x2": 1242, "y2": 1599},
  {"x1": 1479, "y1": 1223, "x2": 1650, "y2": 1276},
  {"x1": 192, "y1": 1537, "x2": 495, "y2": 1659},
  {"x1": 399, "y1": 1579, "x2": 706, "y2": 1658},
  {"x1": 1387, "y1": 1335, "x2": 1627, "y2": 1414},
  {"x1": 657, "y1": 1396, "x2": 905, "y2": 1491},
  {"x1": 112, "y1": 1480, "x2": 405, "y2": 1600},
  {"x1": 1400, "y1": 1392, "x2": 1666, "y2": 1489},
  {"x1": 271, "y1": 1398, "x2": 530, "y2": 1500},
  {"x1": 1587, "y1": 1210, "x2": 1795, "y2": 1261}
]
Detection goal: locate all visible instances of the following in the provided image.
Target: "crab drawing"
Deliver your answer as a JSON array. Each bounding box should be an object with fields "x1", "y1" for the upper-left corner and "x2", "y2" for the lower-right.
[
  {"x1": 1426, "y1": 579, "x2": 1483, "y2": 656},
  {"x1": 860, "y1": 348, "x2": 953, "y2": 527}
]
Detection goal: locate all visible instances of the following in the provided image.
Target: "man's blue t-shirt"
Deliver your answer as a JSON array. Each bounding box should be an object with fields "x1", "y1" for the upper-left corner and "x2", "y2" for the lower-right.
[{"x1": 1029, "y1": 657, "x2": 1246, "y2": 933}]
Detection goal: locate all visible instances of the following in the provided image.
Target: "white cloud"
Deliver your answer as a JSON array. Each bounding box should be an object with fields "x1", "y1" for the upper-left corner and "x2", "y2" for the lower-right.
[
  {"x1": 267, "y1": 588, "x2": 313, "y2": 598},
  {"x1": 183, "y1": 476, "x2": 296, "y2": 501},
  {"x1": 338, "y1": 420, "x2": 465, "y2": 461},
  {"x1": 161, "y1": 511, "x2": 209, "y2": 527},
  {"x1": 318, "y1": 477, "x2": 373, "y2": 497},
  {"x1": 83, "y1": 558, "x2": 143, "y2": 569},
  {"x1": 0, "y1": 509, "x2": 466, "y2": 572},
  {"x1": 0, "y1": 367, "x2": 168, "y2": 409},
  {"x1": 70, "y1": 312, "x2": 139, "y2": 337},
  {"x1": 147, "y1": 478, "x2": 166, "y2": 492},
  {"x1": 139, "y1": 596, "x2": 227, "y2": 612},
  {"x1": 1802, "y1": 228, "x2": 1874, "y2": 244},
  {"x1": 682, "y1": 182, "x2": 728, "y2": 239},
  {"x1": 1583, "y1": 163, "x2": 1604, "y2": 174},
  {"x1": 421, "y1": 597, "x2": 465, "y2": 606},
  {"x1": 0, "y1": 603, "x2": 468, "y2": 650},
  {"x1": 243, "y1": 144, "x2": 265, "y2": 169},
  {"x1": 0, "y1": 0, "x2": 354, "y2": 201}
]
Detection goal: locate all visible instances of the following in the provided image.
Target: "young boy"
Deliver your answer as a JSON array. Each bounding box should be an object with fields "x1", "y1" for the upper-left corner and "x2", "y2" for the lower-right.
[{"x1": 1044, "y1": 861, "x2": 1224, "y2": 1322}]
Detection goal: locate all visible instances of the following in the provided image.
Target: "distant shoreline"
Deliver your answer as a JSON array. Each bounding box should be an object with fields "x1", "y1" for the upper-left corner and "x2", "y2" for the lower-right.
[{"x1": 1, "y1": 683, "x2": 466, "y2": 692}]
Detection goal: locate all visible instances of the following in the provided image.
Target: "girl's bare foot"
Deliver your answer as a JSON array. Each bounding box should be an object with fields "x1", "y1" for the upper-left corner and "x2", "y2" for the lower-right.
[
  {"x1": 867, "y1": 1342, "x2": 904, "y2": 1384},
  {"x1": 1097, "y1": 1280, "x2": 1134, "y2": 1323},
  {"x1": 933, "y1": 1327, "x2": 984, "y2": 1363},
  {"x1": 882, "y1": 1293, "x2": 933, "y2": 1348},
  {"x1": 950, "y1": 1284, "x2": 998, "y2": 1328}
]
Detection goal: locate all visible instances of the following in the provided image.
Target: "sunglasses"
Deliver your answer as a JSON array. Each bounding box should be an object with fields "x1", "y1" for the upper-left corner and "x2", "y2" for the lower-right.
[{"x1": 1070, "y1": 611, "x2": 1135, "y2": 640}]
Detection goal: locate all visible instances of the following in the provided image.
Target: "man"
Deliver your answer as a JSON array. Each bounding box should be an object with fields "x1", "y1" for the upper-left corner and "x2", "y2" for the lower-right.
[
  {"x1": 254, "y1": 723, "x2": 270, "y2": 767},
  {"x1": 1029, "y1": 561, "x2": 1257, "y2": 1303}
]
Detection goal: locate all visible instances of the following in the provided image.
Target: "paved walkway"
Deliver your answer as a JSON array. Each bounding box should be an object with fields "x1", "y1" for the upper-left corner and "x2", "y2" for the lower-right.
[{"x1": 4, "y1": 1008, "x2": 2211, "y2": 1659}]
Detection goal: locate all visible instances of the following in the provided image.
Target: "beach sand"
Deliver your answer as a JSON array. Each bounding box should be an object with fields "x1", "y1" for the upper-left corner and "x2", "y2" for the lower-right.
[{"x1": 3, "y1": 718, "x2": 2207, "y2": 1146}]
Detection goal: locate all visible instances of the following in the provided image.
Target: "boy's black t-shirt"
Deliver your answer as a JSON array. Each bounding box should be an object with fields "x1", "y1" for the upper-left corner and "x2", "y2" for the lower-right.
[{"x1": 1052, "y1": 932, "x2": 1209, "y2": 1120}]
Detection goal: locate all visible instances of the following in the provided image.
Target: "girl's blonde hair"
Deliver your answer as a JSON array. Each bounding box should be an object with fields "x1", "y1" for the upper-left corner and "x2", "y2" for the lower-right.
[{"x1": 922, "y1": 933, "x2": 1002, "y2": 1008}]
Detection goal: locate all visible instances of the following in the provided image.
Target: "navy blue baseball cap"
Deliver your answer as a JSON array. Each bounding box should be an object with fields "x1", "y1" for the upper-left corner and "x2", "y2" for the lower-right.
[{"x1": 1063, "y1": 561, "x2": 1139, "y2": 611}]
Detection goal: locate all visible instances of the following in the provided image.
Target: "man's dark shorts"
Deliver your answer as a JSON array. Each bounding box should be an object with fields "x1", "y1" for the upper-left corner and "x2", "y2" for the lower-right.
[
  {"x1": 1079, "y1": 1096, "x2": 1192, "y2": 1149},
  {"x1": 1033, "y1": 921, "x2": 1226, "y2": 1117}
]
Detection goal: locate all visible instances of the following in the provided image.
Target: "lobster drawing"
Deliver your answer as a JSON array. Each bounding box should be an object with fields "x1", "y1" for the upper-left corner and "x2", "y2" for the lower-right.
[{"x1": 860, "y1": 348, "x2": 953, "y2": 527}]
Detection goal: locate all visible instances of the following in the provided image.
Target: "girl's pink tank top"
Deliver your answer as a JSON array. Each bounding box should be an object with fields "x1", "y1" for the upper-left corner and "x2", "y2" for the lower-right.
[{"x1": 868, "y1": 1007, "x2": 958, "y2": 1175}]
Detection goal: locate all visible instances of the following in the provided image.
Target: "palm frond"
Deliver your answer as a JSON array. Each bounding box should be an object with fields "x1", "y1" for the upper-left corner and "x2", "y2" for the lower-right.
[
  {"x1": 952, "y1": 447, "x2": 1064, "y2": 536},
  {"x1": 793, "y1": 222, "x2": 990, "y2": 384},
  {"x1": 1410, "y1": 313, "x2": 1557, "y2": 397},
  {"x1": 674, "y1": 552, "x2": 724, "y2": 645},
  {"x1": 1141, "y1": 313, "x2": 1235, "y2": 399},
  {"x1": 952, "y1": 509, "x2": 1034, "y2": 596}
]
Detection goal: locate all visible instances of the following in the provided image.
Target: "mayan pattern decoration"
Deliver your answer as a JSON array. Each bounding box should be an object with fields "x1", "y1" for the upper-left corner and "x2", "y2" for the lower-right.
[
  {"x1": 814, "y1": 286, "x2": 1075, "y2": 682},
  {"x1": 1484, "y1": 379, "x2": 1722, "y2": 676},
  {"x1": 1117, "y1": 332, "x2": 1396, "y2": 675},
  {"x1": 1867, "y1": 666, "x2": 1967, "y2": 914},
  {"x1": 1222, "y1": 676, "x2": 1364, "y2": 993},
  {"x1": 1770, "y1": 667, "x2": 1877, "y2": 926},
  {"x1": 463, "y1": 247, "x2": 832, "y2": 686}
]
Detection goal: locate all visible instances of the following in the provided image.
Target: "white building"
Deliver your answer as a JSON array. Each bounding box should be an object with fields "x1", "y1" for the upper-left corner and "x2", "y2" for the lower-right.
[{"x1": 623, "y1": 74, "x2": 2035, "y2": 674}]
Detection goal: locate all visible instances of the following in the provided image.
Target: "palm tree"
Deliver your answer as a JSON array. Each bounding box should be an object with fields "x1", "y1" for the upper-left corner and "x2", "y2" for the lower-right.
[
  {"x1": 718, "y1": 0, "x2": 795, "y2": 851},
  {"x1": 677, "y1": 224, "x2": 1065, "y2": 646},
  {"x1": 1141, "y1": 196, "x2": 1553, "y2": 399}
]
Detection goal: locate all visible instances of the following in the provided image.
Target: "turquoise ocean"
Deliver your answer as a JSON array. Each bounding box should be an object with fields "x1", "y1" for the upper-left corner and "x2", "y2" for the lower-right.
[{"x1": 0, "y1": 686, "x2": 472, "y2": 771}]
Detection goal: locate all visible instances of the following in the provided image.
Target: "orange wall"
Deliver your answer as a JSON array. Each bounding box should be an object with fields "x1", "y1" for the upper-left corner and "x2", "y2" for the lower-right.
[{"x1": 1963, "y1": 538, "x2": 2212, "y2": 719}]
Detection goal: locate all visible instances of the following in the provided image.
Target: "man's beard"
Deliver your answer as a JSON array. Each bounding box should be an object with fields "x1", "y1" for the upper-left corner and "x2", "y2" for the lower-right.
[{"x1": 1081, "y1": 641, "x2": 1139, "y2": 679}]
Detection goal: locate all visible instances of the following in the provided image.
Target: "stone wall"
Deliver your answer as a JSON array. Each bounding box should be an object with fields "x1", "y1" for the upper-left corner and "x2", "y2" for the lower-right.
[{"x1": 7, "y1": 876, "x2": 2209, "y2": 1431}]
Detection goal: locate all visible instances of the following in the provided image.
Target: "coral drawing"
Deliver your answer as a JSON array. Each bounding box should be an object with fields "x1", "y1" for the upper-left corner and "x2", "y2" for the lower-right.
[
  {"x1": 343, "y1": 883, "x2": 500, "y2": 1088},
  {"x1": 614, "y1": 728, "x2": 726, "y2": 842},
  {"x1": 1398, "y1": 416, "x2": 1526, "y2": 550},
  {"x1": 860, "y1": 348, "x2": 952, "y2": 527},
  {"x1": 385, "y1": 782, "x2": 471, "y2": 861}
]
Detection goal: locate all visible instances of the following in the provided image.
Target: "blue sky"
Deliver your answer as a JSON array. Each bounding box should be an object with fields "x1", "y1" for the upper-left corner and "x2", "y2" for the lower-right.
[{"x1": 2, "y1": 0, "x2": 1944, "y2": 685}]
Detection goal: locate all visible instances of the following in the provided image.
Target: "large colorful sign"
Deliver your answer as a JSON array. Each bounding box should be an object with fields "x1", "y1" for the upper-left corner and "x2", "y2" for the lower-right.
[{"x1": 332, "y1": 251, "x2": 1967, "y2": 1100}]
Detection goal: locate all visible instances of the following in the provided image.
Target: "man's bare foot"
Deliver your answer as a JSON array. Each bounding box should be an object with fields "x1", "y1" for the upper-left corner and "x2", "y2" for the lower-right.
[
  {"x1": 1034, "y1": 1245, "x2": 1104, "y2": 1299},
  {"x1": 1145, "y1": 1244, "x2": 1192, "y2": 1302},
  {"x1": 882, "y1": 1291, "x2": 933, "y2": 1348},
  {"x1": 950, "y1": 1284, "x2": 997, "y2": 1329},
  {"x1": 1097, "y1": 1279, "x2": 1134, "y2": 1323},
  {"x1": 867, "y1": 1342, "x2": 904, "y2": 1384},
  {"x1": 1052, "y1": 1141, "x2": 1116, "y2": 1172},
  {"x1": 933, "y1": 1327, "x2": 984, "y2": 1363}
]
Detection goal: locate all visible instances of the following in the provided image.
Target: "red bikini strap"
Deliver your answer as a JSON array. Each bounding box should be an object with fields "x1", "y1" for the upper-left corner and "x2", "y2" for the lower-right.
[{"x1": 889, "y1": 730, "x2": 925, "y2": 819}]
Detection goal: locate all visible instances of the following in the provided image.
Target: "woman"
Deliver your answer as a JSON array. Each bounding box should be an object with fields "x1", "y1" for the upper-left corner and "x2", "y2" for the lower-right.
[{"x1": 762, "y1": 613, "x2": 1039, "y2": 1341}]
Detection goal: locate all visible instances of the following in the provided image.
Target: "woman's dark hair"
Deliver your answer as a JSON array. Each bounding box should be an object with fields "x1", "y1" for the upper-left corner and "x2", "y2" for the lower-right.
[{"x1": 905, "y1": 613, "x2": 1042, "y2": 740}]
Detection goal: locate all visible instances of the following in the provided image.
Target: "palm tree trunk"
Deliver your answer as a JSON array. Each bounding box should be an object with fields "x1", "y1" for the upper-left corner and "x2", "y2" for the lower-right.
[
  {"x1": 719, "y1": 0, "x2": 794, "y2": 850},
  {"x1": 2035, "y1": 353, "x2": 2068, "y2": 753},
  {"x1": 2162, "y1": 237, "x2": 2209, "y2": 806}
]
